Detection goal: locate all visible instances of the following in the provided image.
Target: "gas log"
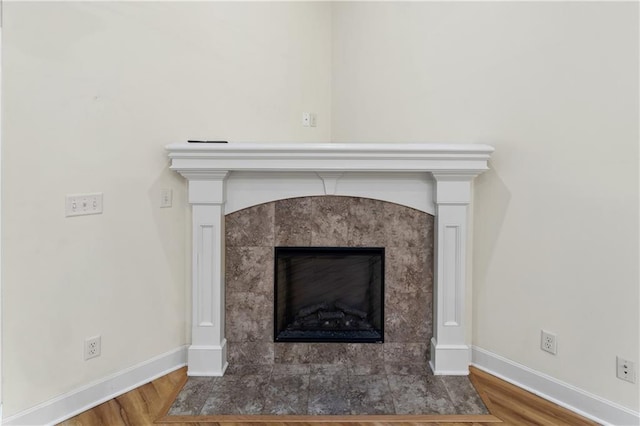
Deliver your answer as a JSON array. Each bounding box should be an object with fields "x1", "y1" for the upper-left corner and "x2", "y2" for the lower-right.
[{"x1": 287, "y1": 302, "x2": 373, "y2": 332}]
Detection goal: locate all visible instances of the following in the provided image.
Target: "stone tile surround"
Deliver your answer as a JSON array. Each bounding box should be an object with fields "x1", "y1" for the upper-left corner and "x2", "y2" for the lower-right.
[{"x1": 225, "y1": 196, "x2": 434, "y2": 367}]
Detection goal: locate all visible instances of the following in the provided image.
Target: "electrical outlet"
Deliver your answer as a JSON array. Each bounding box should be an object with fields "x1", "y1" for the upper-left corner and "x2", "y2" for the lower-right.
[
  {"x1": 617, "y1": 356, "x2": 636, "y2": 383},
  {"x1": 66, "y1": 193, "x2": 103, "y2": 217},
  {"x1": 302, "y1": 112, "x2": 317, "y2": 127},
  {"x1": 541, "y1": 330, "x2": 557, "y2": 355},
  {"x1": 160, "y1": 188, "x2": 173, "y2": 208},
  {"x1": 84, "y1": 335, "x2": 101, "y2": 360}
]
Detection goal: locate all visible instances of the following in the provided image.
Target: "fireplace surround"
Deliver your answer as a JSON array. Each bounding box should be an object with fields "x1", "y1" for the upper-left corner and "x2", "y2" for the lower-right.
[
  {"x1": 225, "y1": 195, "x2": 431, "y2": 368},
  {"x1": 167, "y1": 142, "x2": 494, "y2": 376}
]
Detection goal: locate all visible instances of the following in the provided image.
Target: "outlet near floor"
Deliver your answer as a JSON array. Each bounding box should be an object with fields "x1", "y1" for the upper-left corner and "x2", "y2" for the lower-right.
[
  {"x1": 84, "y1": 335, "x2": 101, "y2": 360},
  {"x1": 616, "y1": 356, "x2": 636, "y2": 383},
  {"x1": 541, "y1": 330, "x2": 557, "y2": 355}
]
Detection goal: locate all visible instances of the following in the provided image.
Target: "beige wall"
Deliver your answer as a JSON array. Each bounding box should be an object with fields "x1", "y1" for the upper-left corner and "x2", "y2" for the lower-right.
[
  {"x1": 331, "y1": 1, "x2": 639, "y2": 411},
  {"x1": 3, "y1": 0, "x2": 638, "y2": 418},
  {"x1": 2, "y1": 1, "x2": 332, "y2": 417}
]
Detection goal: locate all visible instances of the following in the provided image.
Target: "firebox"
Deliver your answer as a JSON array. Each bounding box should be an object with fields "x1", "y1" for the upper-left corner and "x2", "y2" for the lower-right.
[{"x1": 274, "y1": 247, "x2": 384, "y2": 343}]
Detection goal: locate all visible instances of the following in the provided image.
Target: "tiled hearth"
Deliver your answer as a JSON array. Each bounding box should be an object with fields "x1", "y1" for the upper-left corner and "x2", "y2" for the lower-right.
[
  {"x1": 168, "y1": 363, "x2": 488, "y2": 416},
  {"x1": 226, "y1": 196, "x2": 433, "y2": 365}
]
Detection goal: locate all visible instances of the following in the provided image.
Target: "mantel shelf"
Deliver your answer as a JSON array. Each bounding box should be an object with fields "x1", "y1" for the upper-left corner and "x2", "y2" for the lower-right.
[{"x1": 166, "y1": 142, "x2": 494, "y2": 174}]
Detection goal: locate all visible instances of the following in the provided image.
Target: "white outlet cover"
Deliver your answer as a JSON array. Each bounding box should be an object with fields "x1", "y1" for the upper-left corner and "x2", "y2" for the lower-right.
[
  {"x1": 541, "y1": 330, "x2": 557, "y2": 355},
  {"x1": 302, "y1": 112, "x2": 311, "y2": 127},
  {"x1": 617, "y1": 356, "x2": 636, "y2": 383},
  {"x1": 84, "y1": 335, "x2": 101, "y2": 360}
]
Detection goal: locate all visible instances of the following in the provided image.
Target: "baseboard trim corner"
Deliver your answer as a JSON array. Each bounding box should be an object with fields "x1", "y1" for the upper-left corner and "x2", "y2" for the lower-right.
[
  {"x1": 471, "y1": 346, "x2": 640, "y2": 426},
  {"x1": 2, "y1": 345, "x2": 188, "y2": 426}
]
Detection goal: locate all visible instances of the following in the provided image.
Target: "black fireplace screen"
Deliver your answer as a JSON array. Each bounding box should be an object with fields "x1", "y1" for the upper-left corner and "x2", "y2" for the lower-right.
[{"x1": 274, "y1": 247, "x2": 384, "y2": 343}]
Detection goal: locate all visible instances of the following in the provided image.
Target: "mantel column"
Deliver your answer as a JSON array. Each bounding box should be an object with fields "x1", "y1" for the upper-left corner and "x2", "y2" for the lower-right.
[
  {"x1": 184, "y1": 171, "x2": 229, "y2": 376},
  {"x1": 430, "y1": 172, "x2": 475, "y2": 375}
]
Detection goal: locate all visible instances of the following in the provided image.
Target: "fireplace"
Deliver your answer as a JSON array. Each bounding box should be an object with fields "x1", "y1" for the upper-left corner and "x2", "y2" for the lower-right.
[
  {"x1": 166, "y1": 142, "x2": 494, "y2": 376},
  {"x1": 274, "y1": 247, "x2": 384, "y2": 343}
]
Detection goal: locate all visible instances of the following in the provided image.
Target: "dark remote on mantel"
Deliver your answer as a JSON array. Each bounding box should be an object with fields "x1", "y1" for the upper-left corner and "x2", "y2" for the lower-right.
[{"x1": 187, "y1": 140, "x2": 228, "y2": 143}]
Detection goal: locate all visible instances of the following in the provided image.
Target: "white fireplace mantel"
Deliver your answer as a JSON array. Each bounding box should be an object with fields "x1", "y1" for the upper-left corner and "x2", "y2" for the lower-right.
[{"x1": 167, "y1": 142, "x2": 494, "y2": 376}]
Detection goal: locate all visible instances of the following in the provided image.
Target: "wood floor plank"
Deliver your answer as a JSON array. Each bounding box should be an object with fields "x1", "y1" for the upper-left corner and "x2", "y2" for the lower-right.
[
  {"x1": 468, "y1": 367, "x2": 598, "y2": 426},
  {"x1": 58, "y1": 366, "x2": 600, "y2": 426}
]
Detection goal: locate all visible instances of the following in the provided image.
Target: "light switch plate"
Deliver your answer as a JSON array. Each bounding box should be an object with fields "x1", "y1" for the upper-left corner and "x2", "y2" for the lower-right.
[{"x1": 66, "y1": 193, "x2": 103, "y2": 217}]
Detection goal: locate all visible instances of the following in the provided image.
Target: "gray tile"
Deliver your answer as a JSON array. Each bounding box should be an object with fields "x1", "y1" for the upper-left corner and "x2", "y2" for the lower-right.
[
  {"x1": 385, "y1": 363, "x2": 431, "y2": 376},
  {"x1": 385, "y1": 247, "x2": 431, "y2": 295},
  {"x1": 262, "y1": 374, "x2": 310, "y2": 415},
  {"x1": 346, "y1": 343, "x2": 385, "y2": 365},
  {"x1": 226, "y1": 203, "x2": 275, "y2": 247},
  {"x1": 274, "y1": 343, "x2": 310, "y2": 364},
  {"x1": 209, "y1": 373, "x2": 269, "y2": 389},
  {"x1": 310, "y1": 196, "x2": 352, "y2": 246},
  {"x1": 275, "y1": 197, "x2": 313, "y2": 246},
  {"x1": 201, "y1": 374, "x2": 269, "y2": 415},
  {"x1": 383, "y1": 202, "x2": 433, "y2": 249},
  {"x1": 348, "y1": 375, "x2": 395, "y2": 415},
  {"x1": 308, "y1": 374, "x2": 350, "y2": 415},
  {"x1": 226, "y1": 292, "x2": 272, "y2": 342},
  {"x1": 383, "y1": 342, "x2": 429, "y2": 364},
  {"x1": 206, "y1": 374, "x2": 244, "y2": 388},
  {"x1": 385, "y1": 290, "x2": 431, "y2": 342},
  {"x1": 440, "y1": 375, "x2": 489, "y2": 415},
  {"x1": 200, "y1": 391, "x2": 264, "y2": 415},
  {"x1": 307, "y1": 343, "x2": 349, "y2": 364},
  {"x1": 388, "y1": 374, "x2": 456, "y2": 415},
  {"x1": 348, "y1": 364, "x2": 387, "y2": 375},
  {"x1": 225, "y1": 364, "x2": 273, "y2": 376},
  {"x1": 272, "y1": 364, "x2": 311, "y2": 375},
  {"x1": 347, "y1": 198, "x2": 387, "y2": 247},
  {"x1": 226, "y1": 246, "x2": 273, "y2": 294},
  {"x1": 310, "y1": 364, "x2": 348, "y2": 375},
  {"x1": 227, "y1": 342, "x2": 274, "y2": 365},
  {"x1": 167, "y1": 377, "x2": 215, "y2": 415}
]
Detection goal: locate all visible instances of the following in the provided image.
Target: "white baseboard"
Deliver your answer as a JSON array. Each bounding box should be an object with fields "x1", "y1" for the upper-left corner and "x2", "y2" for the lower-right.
[
  {"x1": 471, "y1": 346, "x2": 640, "y2": 426},
  {"x1": 2, "y1": 345, "x2": 187, "y2": 426}
]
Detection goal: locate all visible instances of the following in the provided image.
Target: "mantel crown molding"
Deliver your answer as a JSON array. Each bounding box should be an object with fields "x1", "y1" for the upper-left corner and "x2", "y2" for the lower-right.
[{"x1": 166, "y1": 142, "x2": 494, "y2": 175}]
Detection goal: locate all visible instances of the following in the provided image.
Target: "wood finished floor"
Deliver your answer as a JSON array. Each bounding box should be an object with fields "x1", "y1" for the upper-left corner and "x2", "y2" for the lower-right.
[{"x1": 59, "y1": 366, "x2": 599, "y2": 426}]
